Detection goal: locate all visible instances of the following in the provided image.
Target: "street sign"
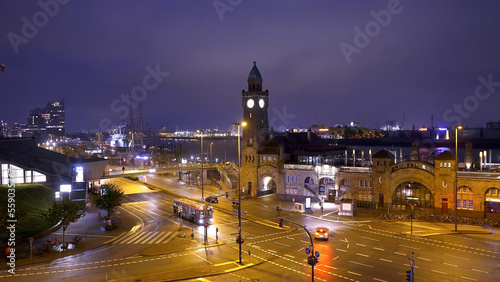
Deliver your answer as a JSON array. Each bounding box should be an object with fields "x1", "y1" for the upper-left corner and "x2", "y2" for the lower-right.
[
  {"x1": 408, "y1": 258, "x2": 414, "y2": 269},
  {"x1": 315, "y1": 251, "x2": 320, "y2": 258},
  {"x1": 305, "y1": 248, "x2": 311, "y2": 254},
  {"x1": 231, "y1": 233, "x2": 239, "y2": 235},
  {"x1": 233, "y1": 201, "x2": 239, "y2": 206}
]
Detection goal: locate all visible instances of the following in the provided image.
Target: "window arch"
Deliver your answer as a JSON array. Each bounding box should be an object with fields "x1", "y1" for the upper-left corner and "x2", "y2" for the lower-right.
[{"x1": 485, "y1": 188, "x2": 500, "y2": 215}]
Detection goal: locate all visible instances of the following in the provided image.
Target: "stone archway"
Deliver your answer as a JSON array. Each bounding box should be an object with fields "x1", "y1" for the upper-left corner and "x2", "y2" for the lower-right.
[
  {"x1": 260, "y1": 176, "x2": 277, "y2": 196},
  {"x1": 392, "y1": 181, "x2": 434, "y2": 211},
  {"x1": 319, "y1": 177, "x2": 335, "y2": 202},
  {"x1": 485, "y1": 187, "x2": 500, "y2": 218}
]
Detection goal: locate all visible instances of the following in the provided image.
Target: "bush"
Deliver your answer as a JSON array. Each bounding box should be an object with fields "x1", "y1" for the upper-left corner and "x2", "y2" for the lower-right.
[{"x1": 124, "y1": 175, "x2": 139, "y2": 181}]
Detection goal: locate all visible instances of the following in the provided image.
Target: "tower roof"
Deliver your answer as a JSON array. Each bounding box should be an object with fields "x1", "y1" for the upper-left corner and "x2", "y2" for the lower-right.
[
  {"x1": 248, "y1": 61, "x2": 262, "y2": 80},
  {"x1": 434, "y1": 150, "x2": 455, "y2": 160}
]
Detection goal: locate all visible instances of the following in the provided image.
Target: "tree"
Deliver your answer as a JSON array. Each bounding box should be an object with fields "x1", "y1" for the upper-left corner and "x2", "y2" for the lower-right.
[
  {"x1": 42, "y1": 197, "x2": 86, "y2": 248},
  {"x1": 94, "y1": 183, "x2": 124, "y2": 218}
]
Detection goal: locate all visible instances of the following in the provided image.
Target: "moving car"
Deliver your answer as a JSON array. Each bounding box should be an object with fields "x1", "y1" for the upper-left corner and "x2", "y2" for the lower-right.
[
  {"x1": 314, "y1": 227, "x2": 329, "y2": 240},
  {"x1": 206, "y1": 196, "x2": 218, "y2": 203}
]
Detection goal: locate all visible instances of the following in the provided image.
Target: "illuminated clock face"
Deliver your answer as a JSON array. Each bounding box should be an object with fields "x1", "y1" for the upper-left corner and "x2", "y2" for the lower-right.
[
  {"x1": 247, "y1": 99, "x2": 254, "y2": 108},
  {"x1": 259, "y1": 99, "x2": 265, "y2": 108}
]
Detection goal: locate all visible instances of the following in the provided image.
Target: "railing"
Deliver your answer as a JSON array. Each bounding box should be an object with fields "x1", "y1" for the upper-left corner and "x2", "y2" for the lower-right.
[
  {"x1": 284, "y1": 164, "x2": 315, "y2": 171},
  {"x1": 390, "y1": 161, "x2": 434, "y2": 174},
  {"x1": 458, "y1": 171, "x2": 500, "y2": 179},
  {"x1": 339, "y1": 167, "x2": 371, "y2": 173},
  {"x1": 304, "y1": 183, "x2": 317, "y2": 194}
]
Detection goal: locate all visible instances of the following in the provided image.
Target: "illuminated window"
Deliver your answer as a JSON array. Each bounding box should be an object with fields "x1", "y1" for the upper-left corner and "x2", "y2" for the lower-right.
[
  {"x1": 33, "y1": 171, "x2": 47, "y2": 183},
  {"x1": 1, "y1": 164, "x2": 8, "y2": 185},
  {"x1": 457, "y1": 186, "x2": 473, "y2": 210},
  {"x1": 25, "y1": 170, "x2": 32, "y2": 183}
]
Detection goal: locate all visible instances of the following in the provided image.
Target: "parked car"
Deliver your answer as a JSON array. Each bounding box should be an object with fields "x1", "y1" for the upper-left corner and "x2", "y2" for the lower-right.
[
  {"x1": 314, "y1": 227, "x2": 329, "y2": 240},
  {"x1": 206, "y1": 196, "x2": 218, "y2": 203}
]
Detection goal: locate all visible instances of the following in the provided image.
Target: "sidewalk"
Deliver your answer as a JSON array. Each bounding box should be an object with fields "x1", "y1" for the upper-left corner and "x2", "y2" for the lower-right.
[{"x1": 0, "y1": 200, "x2": 135, "y2": 268}]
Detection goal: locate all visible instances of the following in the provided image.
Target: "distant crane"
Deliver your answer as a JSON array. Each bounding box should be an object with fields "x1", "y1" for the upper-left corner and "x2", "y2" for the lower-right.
[{"x1": 401, "y1": 112, "x2": 405, "y2": 130}]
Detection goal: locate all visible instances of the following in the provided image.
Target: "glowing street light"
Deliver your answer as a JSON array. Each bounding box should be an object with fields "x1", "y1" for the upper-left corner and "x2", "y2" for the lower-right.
[{"x1": 455, "y1": 125, "x2": 462, "y2": 232}]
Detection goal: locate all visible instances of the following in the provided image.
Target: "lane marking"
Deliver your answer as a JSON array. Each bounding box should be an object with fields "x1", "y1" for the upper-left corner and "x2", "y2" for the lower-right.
[
  {"x1": 379, "y1": 258, "x2": 392, "y2": 263},
  {"x1": 398, "y1": 244, "x2": 420, "y2": 250},
  {"x1": 348, "y1": 260, "x2": 373, "y2": 268},
  {"x1": 337, "y1": 249, "x2": 347, "y2": 252},
  {"x1": 460, "y1": 276, "x2": 478, "y2": 281},
  {"x1": 356, "y1": 253, "x2": 369, "y2": 257},
  {"x1": 360, "y1": 236, "x2": 378, "y2": 241},
  {"x1": 443, "y1": 253, "x2": 470, "y2": 260},
  {"x1": 394, "y1": 252, "x2": 406, "y2": 256},
  {"x1": 373, "y1": 278, "x2": 388, "y2": 282},
  {"x1": 348, "y1": 271, "x2": 361, "y2": 276},
  {"x1": 153, "y1": 231, "x2": 172, "y2": 244},
  {"x1": 284, "y1": 254, "x2": 295, "y2": 259},
  {"x1": 471, "y1": 268, "x2": 488, "y2": 274},
  {"x1": 273, "y1": 242, "x2": 290, "y2": 248},
  {"x1": 443, "y1": 262, "x2": 458, "y2": 267},
  {"x1": 431, "y1": 269, "x2": 447, "y2": 275},
  {"x1": 417, "y1": 257, "x2": 431, "y2": 261},
  {"x1": 356, "y1": 243, "x2": 366, "y2": 247},
  {"x1": 373, "y1": 247, "x2": 385, "y2": 251}
]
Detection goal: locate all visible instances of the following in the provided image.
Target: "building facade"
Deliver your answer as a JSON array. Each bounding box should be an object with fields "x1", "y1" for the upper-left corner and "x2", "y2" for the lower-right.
[{"x1": 27, "y1": 99, "x2": 65, "y2": 138}]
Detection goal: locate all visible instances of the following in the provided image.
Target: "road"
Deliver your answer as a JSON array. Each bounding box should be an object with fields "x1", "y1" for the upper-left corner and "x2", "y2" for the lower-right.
[{"x1": 3, "y1": 174, "x2": 500, "y2": 281}]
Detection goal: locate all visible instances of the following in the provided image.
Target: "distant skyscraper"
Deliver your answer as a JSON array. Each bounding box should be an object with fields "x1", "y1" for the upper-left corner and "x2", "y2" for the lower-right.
[{"x1": 27, "y1": 99, "x2": 65, "y2": 138}]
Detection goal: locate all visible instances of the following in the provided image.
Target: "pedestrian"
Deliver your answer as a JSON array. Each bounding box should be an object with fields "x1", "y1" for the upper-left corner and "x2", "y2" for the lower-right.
[
  {"x1": 122, "y1": 166, "x2": 125, "y2": 174},
  {"x1": 276, "y1": 206, "x2": 280, "y2": 217}
]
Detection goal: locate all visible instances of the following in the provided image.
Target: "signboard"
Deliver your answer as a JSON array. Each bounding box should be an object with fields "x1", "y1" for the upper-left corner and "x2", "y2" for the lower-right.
[
  {"x1": 60, "y1": 184, "x2": 72, "y2": 192},
  {"x1": 233, "y1": 201, "x2": 239, "y2": 206},
  {"x1": 315, "y1": 251, "x2": 320, "y2": 258},
  {"x1": 408, "y1": 258, "x2": 414, "y2": 268},
  {"x1": 319, "y1": 185, "x2": 325, "y2": 195},
  {"x1": 305, "y1": 197, "x2": 311, "y2": 209},
  {"x1": 305, "y1": 248, "x2": 311, "y2": 254}
]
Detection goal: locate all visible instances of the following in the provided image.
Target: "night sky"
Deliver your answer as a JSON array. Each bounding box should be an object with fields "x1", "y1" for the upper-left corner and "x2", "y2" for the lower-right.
[{"x1": 2, "y1": 0, "x2": 500, "y2": 133}]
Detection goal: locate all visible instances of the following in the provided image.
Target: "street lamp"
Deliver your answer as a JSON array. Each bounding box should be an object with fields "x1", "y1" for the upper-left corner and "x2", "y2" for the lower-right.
[
  {"x1": 455, "y1": 125, "x2": 462, "y2": 232},
  {"x1": 233, "y1": 121, "x2": 246, "y2": 264}
]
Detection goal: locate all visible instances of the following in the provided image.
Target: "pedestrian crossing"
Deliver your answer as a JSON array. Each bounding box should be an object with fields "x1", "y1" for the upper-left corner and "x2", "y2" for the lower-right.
[{"x1": 106, "y1": 231, "x2": 176, "y2": 245}]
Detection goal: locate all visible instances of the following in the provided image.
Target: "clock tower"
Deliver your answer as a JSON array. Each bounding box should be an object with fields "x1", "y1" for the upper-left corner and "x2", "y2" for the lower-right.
[
  {"x1": 242, "y1": 61, "x2": 269, "y2": 148},
  {"x1": 240, "y1": 61, "x2": 270, "y2": 197}
]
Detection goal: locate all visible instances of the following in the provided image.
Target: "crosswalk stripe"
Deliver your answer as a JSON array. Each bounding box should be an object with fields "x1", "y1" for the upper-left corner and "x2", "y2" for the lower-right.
[
  {"x1": 153, "y1": 231, "x2": 172, "y2": 244},
  {"x1": 116, "y1": 232, "x2": 144, "y2": 244},
  {"x1": 104, "y1": 232, "x2": 127, "y2": 244},
  {"x1": 127, "y1": 232, "x2": 151, "y2": 244},
  {"x1": 113, "y1": 232, "x2": 137, "y2": 244},
  {"x1": 147, "y1": 231, "x2": 167, "y2": 243},
  {"x1": 139, "y1": 232, "x2": 162, "y2": 244}
]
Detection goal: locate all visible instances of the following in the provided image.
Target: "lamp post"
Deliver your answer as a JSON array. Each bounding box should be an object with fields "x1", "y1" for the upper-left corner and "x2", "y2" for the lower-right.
[
  {"x1": 200, "y1": 132, "x2": 208, "y2": 245},
  {"x1": 455, "y1": 126, "x2": 462, "y2": 232},
  {"x1": 233, "y1": 122, "x2": 246, "y2": 264}
]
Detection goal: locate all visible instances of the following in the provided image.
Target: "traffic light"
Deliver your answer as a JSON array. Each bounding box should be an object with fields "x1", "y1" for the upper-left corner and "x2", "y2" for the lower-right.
[
  {"x1": 236, "y1": 236, "x2": 244, "y2": 244},
  {"x1": 279, "y1": 218, "x2": 283, "y2": 227},
  {"x1": 406, "y1": 269, "x2": 413, "y2": 281},
  {"x1": 307, "y1": 255, "x2": 318, "y2": 266},
  {"x1": 226, "y1": 192, "x2": 228, "y2": 198}
]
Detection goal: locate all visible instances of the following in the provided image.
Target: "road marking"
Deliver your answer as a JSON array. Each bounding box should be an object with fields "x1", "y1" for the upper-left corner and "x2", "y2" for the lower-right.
[
  {"x1": 471, "y1": 268, "x2": 488, "y2": 274},
  {"x1": 356, "y1": 243, "x2": 366, "y2": 247},
  {"x1": 324, "y1": 265, "x2": 337, "y2": 270},
  {"x1": 267, "y1": 249, "x2": 277, "y2": 253},
  {"x1": 148, "y1": 231, "x2": 168, "y2": 243},
  {"x1": 417, "y1": 257, "x2": 431, "y2": 261},
  {"x1": 368, "y1": 225, "x2": 372, "y2": 229},
  {"x1": 356, "y1": 253, "x2": 369, "y2": 257},
  {"x1": 398, "y1": 244, "x2": 420, "y2": 250},
  {"x1": 373, "y1": 278, "x2": 388, "y2": 282},
  {"x1": 460, "y1": 276, "x2": 478, "y2": 281},
  {"x1": 379, "y1": 258, "x2": 392, "y2": 263},
  {"x1": 273, "y1": 241, "x2": 290, "y2": 247},
  {"x1": 126, "y1": 232, "x2": 151, "y2": 244},
  {"x1": 333, "y1": 256, "x2": 339, "y2": 260},
  {"x1": 348, "y1": 260, "x2": 373, "y2": 268},
  {"x1": 443, "y1": 262, "x2": 458, "y2": 267},
  {"x1": 300, "y1": 240, "x2": 309, "y2": 244},
  {"x1": 348, "y1": 271, "x2": 361, "y2": 276},
  {"x1": 431, "y1": 269, "x2": 447, "y2": 275},
  {"x1": 360, "y1": 236, "x2": 378, "y2": 241},
  {"x1": 394, "y1": 252, "x2": 406, "y2": 256},
  {"x1": 284, "y1": 254, "x2": 295, "y2": 259},
  {"x1": 337, "y1": 248, "x2": 347, "y2": 252},
  {"x1": 153, "y1": 231, "x2": 172, "y2": 244},
  {"x1": 298, "y1": 247, "x2": 304, "y2": 252},
  {"x1": 373, "y1": 247, "x2": 385, "y2": 251},
  {"x1": 443, "y1": 253, "x2": 470, "y2": 260}
]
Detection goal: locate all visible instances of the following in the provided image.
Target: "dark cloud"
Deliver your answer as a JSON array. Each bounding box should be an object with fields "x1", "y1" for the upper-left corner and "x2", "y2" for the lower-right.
[{"x1": 1, "y1": 0, "x2": 500, "y2": 132}]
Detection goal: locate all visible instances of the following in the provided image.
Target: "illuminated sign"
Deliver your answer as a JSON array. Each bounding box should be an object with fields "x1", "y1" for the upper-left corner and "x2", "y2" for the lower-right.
[
  {"x1": 437, "y1": 127, "x2": 447, "y2": 131},
  {"x1": 486, "y1": 198, "x2": 500, "y2": 202},
  {"x1": 60, "y1": 184, "x2": 72, "y2": 192},
  {"x1": 75, "y1": 166, "x2": 84, "y2": 182},
  {"x1": 418, "y1": 128, "x2": 428, "y2": 131}
]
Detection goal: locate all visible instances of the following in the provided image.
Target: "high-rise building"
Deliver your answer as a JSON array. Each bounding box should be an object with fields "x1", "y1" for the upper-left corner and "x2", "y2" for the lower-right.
[{"x1": 27, "y1": 99, "x2": 65, "y2": 138}]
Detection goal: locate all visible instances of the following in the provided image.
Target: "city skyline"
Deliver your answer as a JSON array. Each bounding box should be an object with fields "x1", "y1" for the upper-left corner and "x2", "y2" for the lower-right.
[{"x1": 2, "y1": 1, "x2": 500, "y2": 133}]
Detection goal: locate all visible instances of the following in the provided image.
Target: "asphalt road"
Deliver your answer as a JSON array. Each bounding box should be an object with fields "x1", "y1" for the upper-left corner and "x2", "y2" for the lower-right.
[{"x1": 3, "y1": 174, "x2": 500, "y2": 281}]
